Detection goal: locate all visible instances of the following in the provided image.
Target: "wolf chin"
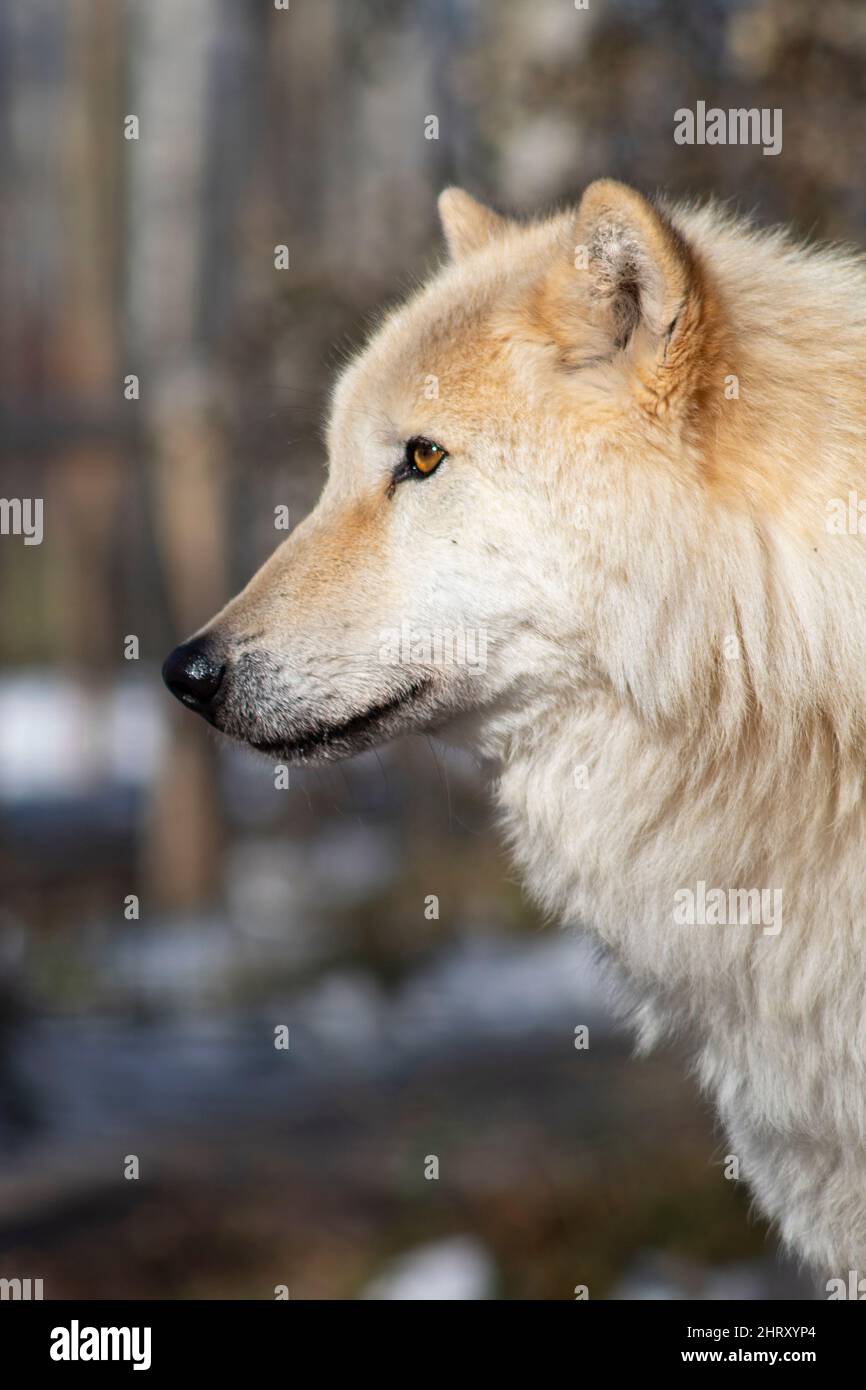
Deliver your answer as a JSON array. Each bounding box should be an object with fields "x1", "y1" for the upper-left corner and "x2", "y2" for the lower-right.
[{"x1": 163, "y1": 179, "x2": 866, "y2": 1277}]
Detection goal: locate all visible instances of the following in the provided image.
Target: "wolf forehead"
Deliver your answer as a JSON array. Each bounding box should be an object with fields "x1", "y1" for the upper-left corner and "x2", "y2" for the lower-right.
[{"x1": 326, "y1": 213, "x2": 573, "y2": 449}]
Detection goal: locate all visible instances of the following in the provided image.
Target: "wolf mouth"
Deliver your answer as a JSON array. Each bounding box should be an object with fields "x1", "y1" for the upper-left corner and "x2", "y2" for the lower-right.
[{"x1": 249, "y1": 678, "x2": 433, "y2": 758}]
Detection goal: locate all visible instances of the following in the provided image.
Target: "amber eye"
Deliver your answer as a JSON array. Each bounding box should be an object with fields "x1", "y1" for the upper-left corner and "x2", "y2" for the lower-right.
[
  {"x1": 408, "y1": 437, "x2": 447, "y2": 476},
  {"x1": 388, "y1": 437, "x2": 449, "y2": 496}
]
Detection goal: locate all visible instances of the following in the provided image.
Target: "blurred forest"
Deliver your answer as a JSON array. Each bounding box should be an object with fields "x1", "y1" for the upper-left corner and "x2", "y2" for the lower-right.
[{"x1": 1, "y1": 0, "x2": 862, "y2": 1299}]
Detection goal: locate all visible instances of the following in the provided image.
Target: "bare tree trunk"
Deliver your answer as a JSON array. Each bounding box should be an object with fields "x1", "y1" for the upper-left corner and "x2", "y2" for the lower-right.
[{"x1": 125, "y1": 0, "x2": 230, "y2": 913}]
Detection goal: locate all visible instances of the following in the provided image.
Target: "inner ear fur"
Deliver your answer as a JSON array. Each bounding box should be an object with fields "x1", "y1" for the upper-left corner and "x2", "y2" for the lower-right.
[{"x1": 575, "y1": 178, "x2": 704, "y2": 356}]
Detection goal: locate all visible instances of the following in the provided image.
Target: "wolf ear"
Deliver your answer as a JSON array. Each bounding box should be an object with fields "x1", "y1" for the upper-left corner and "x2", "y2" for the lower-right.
[
  {"x1": 438, "y1": 188, "x2": 511, "y2": 260},
  {"x1": 574, "y1": 179, "x2": 702, "y2": 356}
]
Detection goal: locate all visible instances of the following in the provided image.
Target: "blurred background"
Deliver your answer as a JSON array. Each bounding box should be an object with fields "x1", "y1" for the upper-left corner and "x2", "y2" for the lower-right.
[{"x1": 1, "y1": 0, "x2": 862, "y2": 1300}]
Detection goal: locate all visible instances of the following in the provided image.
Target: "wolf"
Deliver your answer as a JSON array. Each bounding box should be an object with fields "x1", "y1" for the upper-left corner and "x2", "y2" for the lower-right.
[{"x1": 163, "y1": 180, "x2": 866, "y2": 1278}]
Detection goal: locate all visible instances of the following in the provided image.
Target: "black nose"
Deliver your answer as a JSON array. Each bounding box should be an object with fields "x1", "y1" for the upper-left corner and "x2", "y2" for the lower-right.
[{"x1": 162, "y1": 638, "x2": 225, "y2": 715}]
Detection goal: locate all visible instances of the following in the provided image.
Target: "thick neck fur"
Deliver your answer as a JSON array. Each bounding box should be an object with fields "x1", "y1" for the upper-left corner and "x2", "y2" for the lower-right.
[{"x1": 474, "y1": 206, "x2": 866, "y2": 1270}]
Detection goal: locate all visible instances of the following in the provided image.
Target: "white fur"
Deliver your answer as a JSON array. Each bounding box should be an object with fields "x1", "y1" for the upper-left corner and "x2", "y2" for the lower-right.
[{"x1": 207, "y1": 189, "x2": 866, "y2": 1277}]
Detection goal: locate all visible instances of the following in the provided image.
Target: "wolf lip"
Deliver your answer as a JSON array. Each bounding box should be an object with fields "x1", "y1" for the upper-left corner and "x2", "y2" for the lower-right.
[{"x1": 249, "y1": 678, "x2": 432, "y2": 757}]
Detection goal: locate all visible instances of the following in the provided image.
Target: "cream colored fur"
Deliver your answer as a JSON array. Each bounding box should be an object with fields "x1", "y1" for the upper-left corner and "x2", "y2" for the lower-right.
[{"x1": 197, "y1": 181, "x2": 866, "y2": 1279}]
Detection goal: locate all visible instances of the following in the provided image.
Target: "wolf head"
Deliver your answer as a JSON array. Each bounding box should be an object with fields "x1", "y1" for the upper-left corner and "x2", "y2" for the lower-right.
[{"x1": 163, "y1": 179, "x2": 727, "y2": 761}]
